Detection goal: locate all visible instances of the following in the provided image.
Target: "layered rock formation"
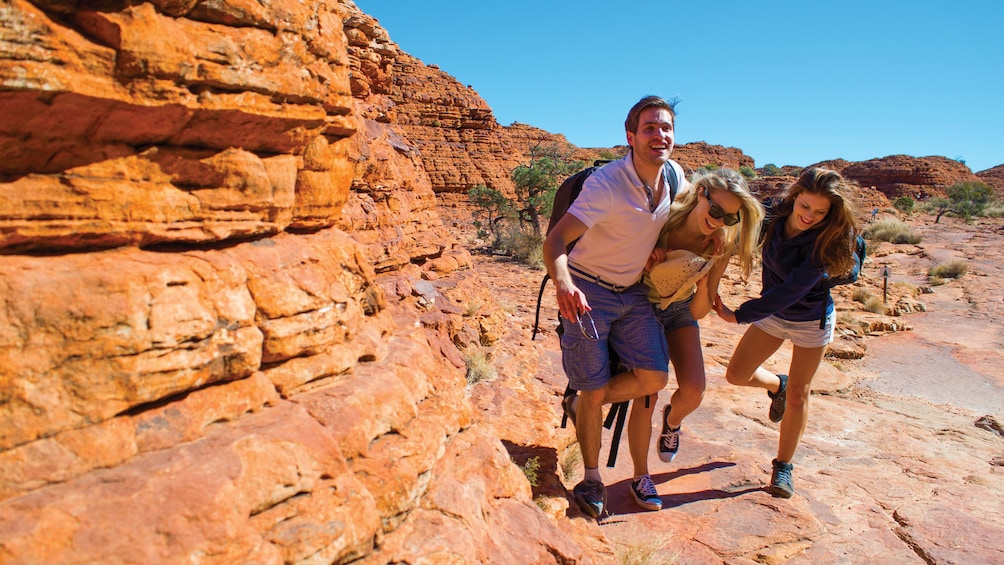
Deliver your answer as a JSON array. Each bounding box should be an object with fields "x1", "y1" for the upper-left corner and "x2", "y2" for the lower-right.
[
  {"x1": 814, "y1": 155, "x2": 982, "y2": 199},
  {"x1": 0, "y1": 0, "x2": 584, "y2": 562}
]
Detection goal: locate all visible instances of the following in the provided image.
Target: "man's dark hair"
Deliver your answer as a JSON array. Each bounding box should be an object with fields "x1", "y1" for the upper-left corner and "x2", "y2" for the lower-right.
[{"x1": 624, "y1": 95, "x2": 680, "y2": 133}]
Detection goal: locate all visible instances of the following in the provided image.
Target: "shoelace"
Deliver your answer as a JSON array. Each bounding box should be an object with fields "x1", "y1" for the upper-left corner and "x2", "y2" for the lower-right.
[
  {"x1": 581, "y1": 480, "x2": 605, "y2": 501},
  {"x1": 634, "y1": 475, "x2": 658, "y2": 497},
  {"x1": 774, "y1": 465, "x2": 792, "y2": 484},
  {"x1": 660, "y1": 429, "x2": 680, "y2": 450}
]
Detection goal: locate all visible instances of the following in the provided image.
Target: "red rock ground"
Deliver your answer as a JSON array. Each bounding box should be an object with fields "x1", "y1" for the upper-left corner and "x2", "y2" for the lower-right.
[{"x1": 466, "y1": 212, "x2": 1004, "y2": 564}]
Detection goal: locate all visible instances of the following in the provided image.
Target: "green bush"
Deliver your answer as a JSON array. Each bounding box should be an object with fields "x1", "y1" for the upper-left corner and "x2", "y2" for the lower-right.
[
  {"x1": 862, "y1": 218, "x2": 921, "y2": 244},
  {"x1": 761, "y1": 163, "x2": 784, "y2": 176},
  {"x1": 893, "y1": 196, "x2": 915, "y2": 214},
  {"x1": 739, "y1": 165, "x2": 756, "y2": 180},
  {"x1": 514, "y1": 456, "x2": 541, "y2": 487},
  {"x1": 928, "y1": 260, "x2": 968, "y2": 280}
]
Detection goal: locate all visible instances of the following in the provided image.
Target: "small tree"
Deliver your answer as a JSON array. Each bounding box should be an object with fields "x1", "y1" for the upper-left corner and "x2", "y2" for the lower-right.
[
  {"x1": 739, "y1": 165, "x2": 756, "y2": 180},
  {"x1": 468, "y1": 184, "x2": 510, "y2": 245},
  {"x1": 510, "y1": 143, "x2": 582, "y2": 238},
  {"x1": 946, "y1": 181, "x2": 992, "y2": 221},
  {"x1": 926, "y1": 181, "x2": 994, "y2": 223}
]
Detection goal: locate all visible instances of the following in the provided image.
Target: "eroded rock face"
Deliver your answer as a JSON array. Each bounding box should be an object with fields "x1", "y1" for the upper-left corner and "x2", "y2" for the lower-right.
[{"x1": 0, "y1": 0, "x2": 585, "y2": 562}]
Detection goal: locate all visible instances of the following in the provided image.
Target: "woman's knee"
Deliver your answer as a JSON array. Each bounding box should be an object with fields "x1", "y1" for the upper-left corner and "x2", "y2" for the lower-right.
[{"x1": 724, "y1": 365, "x2": 750, "y2": 386}]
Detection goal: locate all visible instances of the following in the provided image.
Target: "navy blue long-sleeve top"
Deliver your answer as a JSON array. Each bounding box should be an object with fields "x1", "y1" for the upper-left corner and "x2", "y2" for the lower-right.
[{"x1": 734, "y1": 219, "x2": 831, "y2": 324}]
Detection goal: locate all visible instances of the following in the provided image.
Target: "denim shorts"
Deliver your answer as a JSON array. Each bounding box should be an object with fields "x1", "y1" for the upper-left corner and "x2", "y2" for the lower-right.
[
  {"x1": 560, "y1": 276, "x2": 669, "y2": 391},
  {"x1": 753, "y1": 310, "x2": 835, "y2": 348},
  {"x1": 653, "y1": 296, "x2": 698, "y2": 333}
]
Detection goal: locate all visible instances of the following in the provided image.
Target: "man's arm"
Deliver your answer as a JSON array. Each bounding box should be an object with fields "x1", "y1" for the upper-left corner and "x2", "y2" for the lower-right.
[{"x1": 542, "y1": 213, "x2": 589, "y2": 322}]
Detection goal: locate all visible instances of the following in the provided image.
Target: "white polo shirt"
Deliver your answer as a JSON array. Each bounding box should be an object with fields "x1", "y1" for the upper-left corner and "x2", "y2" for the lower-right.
[{"x1": 566, "y1": 155, "x2": 686, "y2": 287}]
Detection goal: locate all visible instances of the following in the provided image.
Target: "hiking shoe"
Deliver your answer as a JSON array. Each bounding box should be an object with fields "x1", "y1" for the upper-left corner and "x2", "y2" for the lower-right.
[
  {"x1": 768, "y1": 374, "x2": 788, "y2": 423},
  {"x1": 658, "y1": 404, "x2": 681, "y2": 462},
  {"x1": 572, "y1": 479, "x2": 606, "y2": 518},
  {"x1": 769, "y1": 459, "x2": 795, "y2": 498},
  {"x1": 561, "y1": 393, "x2": 577, "y2": 426},
  {"x1": 630, "y1": 475, "x2": 662, "y2": 511}
]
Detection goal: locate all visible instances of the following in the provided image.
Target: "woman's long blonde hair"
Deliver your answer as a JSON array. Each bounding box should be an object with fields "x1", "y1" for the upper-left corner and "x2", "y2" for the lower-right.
[
  {"x1": 662, "y1": 168, "x2": 764, "y2": 280},
  {"x1": 765, "y1": 167, "x2": 860, "y2": 276}
]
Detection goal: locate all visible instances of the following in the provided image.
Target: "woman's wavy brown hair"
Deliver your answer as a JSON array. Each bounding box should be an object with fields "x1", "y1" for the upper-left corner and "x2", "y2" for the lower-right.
[{"x1": 766, "y1": 167, "x2": 860, "y2": 276}]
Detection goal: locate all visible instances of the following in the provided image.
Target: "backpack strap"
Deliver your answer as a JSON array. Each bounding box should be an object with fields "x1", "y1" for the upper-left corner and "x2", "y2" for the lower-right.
[
  {"x1": 664, "y1": 161, "x2": 680, "y2": 204},
  {"x1": 531, "y1": 274, "x2": 550, "y2": 341}
]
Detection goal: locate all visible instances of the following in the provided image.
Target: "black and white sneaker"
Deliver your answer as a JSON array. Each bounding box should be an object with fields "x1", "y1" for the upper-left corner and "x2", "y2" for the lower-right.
[
  {"x1": 630, "y1": 474, "x2": 662, "y2": 511},
  {"x1": 658, "y1": 404, "x2": 681, "y2": 462}
]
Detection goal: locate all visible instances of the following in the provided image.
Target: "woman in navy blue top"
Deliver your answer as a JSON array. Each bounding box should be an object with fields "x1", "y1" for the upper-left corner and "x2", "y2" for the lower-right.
[{"x1": 714, "y1": 168, "x2": 860, "y2": 499}]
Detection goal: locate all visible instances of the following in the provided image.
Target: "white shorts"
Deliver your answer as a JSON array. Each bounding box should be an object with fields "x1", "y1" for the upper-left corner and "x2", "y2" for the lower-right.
[{"x1": 753, "y1": 310, "x2": 835, "y2": 348}]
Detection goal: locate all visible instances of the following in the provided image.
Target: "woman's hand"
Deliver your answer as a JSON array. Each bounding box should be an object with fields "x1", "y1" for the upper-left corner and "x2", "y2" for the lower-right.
[
  {"x1": 713, "y1": 295, "x2": 738, "y2": 324},
  {"x1": 702, "y1": 232, "x2": 725, "y2": 256},
  {"x1": 645, "y1": 247, "x2": 668, "y2": 272}
]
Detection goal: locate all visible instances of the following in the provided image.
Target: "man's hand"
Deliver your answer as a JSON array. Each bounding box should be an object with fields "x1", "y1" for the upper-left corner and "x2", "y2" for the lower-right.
[{"x1": 555, "y1": 279, "x2": 590, "y2": 322}]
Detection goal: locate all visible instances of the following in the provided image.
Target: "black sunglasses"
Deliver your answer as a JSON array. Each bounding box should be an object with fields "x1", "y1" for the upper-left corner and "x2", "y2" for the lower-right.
[{"x1": 702, "y1": 188, "x2": 741, "y2": 226}]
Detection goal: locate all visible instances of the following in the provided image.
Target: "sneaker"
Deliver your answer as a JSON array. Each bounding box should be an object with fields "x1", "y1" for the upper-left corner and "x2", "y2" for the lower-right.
[
  {"x1": 572, "y1": 479, "x2": 606, "y2": 518},
  {"x1": 768, "y1": 374, "x2": 788, "y2": 423},
  {"x1": 630, "y1": 475, "x2": 663, "y2": 511},
  {"x1": 658, "y1": 404, "x2": 681, "y2": 462},
  {"x1": 561, "y1": 393, "x2": 577, "y2": 426},
  {"x1": 769, "y1": 459, "x2": 795, "y2": 498}
]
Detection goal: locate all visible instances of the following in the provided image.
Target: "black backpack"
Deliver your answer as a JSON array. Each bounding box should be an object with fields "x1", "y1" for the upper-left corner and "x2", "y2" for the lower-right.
[{"x1": 531, "y1": 159, "x2": 679, "y2": 467}]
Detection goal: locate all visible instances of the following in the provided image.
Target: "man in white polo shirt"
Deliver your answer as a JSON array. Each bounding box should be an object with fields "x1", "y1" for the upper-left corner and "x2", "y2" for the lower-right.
[{"x1": 543, "y1": 95, "x2": 690, "y2": 517}]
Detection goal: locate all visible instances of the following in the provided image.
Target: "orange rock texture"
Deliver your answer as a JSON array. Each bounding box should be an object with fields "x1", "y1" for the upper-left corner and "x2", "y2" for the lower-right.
[{"x1": 2, "y1": 0, "x2": 1000, "y2": 563}]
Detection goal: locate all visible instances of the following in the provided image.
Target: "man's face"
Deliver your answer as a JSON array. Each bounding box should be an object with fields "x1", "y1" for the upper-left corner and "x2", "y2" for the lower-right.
[{"x1": 626, "y1": 107, "x2": 675, "y2": 165}]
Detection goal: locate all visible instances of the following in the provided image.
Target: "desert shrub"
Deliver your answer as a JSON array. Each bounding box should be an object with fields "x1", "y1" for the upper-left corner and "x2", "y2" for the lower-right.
[
  {"x1": 560, "y1": 444, "x2": 582, "y2": 482},
  {"x1": 498, "y1": 227, "x2": 545, "y2": 270},
  {"x1": 893, "y1": 196, "x2": 915, "y2": 214},
  {"x1": 463, "y1": 297, "x2": 484, "y2": 317},
  {"x1": 983, "y1": 200, "x2": 1004, "y2": 218},
  {"x1": 463, "y1": 346, "x2": 496, "y2": 387},
  {"x1": 862, "y1": 218, "x2": 921, "y2": 244},
  {"x1": 739, "y1": 165, "x2": 756, "y2": 180},
  {"x1": 929, "y1": 260, "x2": 968, "y2": 279},
  {"x1": 852, "y1": 289, "x2": 885, "y2": 314},
  {"x1": 513, "y1": 456, "x2": 541, "y2": 487},
  {"x1": 862, "y1": 295, "x2": 885, "y2": 313}
]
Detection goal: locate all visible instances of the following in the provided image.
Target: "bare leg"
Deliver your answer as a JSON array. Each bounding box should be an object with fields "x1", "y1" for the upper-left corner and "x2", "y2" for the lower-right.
[
  {"x1": 777, "y1": 344, "x2": 826, "y2": 462},
  {"x1": 663, "y1": 325, "x2": 705, "y2": 428},
  {"x1": 575, "y1": 368, "x2": 668, "y2": 472},
  {"x1": 627, "y1": 394, "x2": 656, "y2": 477},
  {"x1": 602, "y1": 367, "x2": 669, "y2": 406},
  {"x1": 724, "y1": 325, "x2": 786, "y2": 394},
  {"x1": 575, "y1": 388, "x2": 606, "y2": 470}
]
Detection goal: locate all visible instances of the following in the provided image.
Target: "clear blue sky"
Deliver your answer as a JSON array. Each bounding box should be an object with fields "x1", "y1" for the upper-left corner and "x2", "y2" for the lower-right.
[{"x1": 354, "y1": 1, "x2": 1003, "y2": 172}]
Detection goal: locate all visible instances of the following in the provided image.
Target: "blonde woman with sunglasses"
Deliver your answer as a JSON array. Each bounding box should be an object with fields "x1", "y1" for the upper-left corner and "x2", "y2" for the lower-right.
[{"x1": 644, "y1": 168, "x2": 764, "y2": 464}]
